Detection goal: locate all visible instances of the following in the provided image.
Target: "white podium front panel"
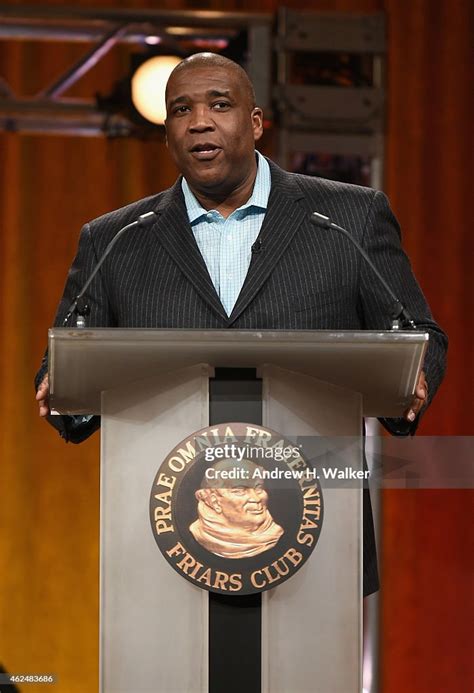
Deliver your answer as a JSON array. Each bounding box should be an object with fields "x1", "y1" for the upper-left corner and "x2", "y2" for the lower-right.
[{"x1": 100, "y1": 365, "x2": 210, "y2": 693}]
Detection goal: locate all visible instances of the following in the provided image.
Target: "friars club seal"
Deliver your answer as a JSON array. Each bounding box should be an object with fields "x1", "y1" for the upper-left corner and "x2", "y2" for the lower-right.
[{"x1": 149, "y1": 423, "x2": 324, "y2": 595}]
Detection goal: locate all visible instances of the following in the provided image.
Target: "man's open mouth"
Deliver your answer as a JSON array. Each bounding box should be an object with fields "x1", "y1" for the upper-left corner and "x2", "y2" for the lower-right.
[{"x1": 190, "y1": 144, "x2": 222, "y2": 160}]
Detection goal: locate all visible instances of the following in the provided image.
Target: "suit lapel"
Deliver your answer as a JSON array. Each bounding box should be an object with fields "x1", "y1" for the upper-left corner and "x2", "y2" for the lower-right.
[
  {"x1": 228, "y1": 161, "x2": 307, "y2": 325},
  {"x1": 150, "y1": 180, "x2": 228, "y2": 321},
  {"x1": 149, "y1": 162, "x2": 309, "y2": 326}
]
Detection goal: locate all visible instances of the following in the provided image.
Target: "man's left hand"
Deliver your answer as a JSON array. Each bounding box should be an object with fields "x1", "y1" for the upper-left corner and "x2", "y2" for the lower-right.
[{"x1": 404, "y1": 370, "x2": 428, "y2": 422}]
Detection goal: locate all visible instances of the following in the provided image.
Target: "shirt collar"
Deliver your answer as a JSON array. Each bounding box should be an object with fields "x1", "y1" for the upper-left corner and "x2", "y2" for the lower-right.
[{"x1": 181, "y1": 151, "x2": 271, "y2": 224}]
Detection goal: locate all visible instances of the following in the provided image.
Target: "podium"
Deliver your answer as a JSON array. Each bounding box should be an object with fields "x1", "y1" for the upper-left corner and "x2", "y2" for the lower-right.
[{"x1": 48, "y1": 328, "x2": 427, "y2": 693}]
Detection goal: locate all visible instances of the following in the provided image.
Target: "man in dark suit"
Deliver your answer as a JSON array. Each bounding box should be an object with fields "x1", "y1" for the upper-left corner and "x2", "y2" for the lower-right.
[{"x1": 35, "y1": 53, "x2": 447, "y2": 595}]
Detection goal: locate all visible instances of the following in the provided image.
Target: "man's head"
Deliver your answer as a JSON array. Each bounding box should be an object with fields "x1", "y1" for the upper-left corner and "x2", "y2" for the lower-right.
[
  {"x1": 164, "y1": 53, "x2": 263, "y2": 203},
  {"x1": 196, "y1": 460, "x2": 269, "y2": 531}
]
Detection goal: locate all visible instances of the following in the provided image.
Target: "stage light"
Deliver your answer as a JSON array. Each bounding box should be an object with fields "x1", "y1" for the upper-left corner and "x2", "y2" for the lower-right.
[
  {"x1": 131, "y1": 55, "x2": 181, "y2": 125},
  {"x1": 145, "y1": 36, "x2": 161, "y2": 46}
]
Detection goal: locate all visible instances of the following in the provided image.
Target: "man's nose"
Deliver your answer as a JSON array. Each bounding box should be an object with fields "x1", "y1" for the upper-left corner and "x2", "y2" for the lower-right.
[{"x1": 188, "y1": 105, "x2": 215, "y2": 132}]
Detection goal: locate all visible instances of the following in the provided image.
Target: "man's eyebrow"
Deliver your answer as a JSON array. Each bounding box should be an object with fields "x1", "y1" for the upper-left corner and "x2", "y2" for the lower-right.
[
  {"x1": 167, "y1": 95, "x2": 190, "y2": 108},
  {"x1": 168, "y1": 89, "x2": 232, "y2": 107}
]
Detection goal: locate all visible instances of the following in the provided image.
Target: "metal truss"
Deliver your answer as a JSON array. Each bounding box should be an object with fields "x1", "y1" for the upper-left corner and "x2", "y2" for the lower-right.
[
  {"x1": 0, "y1": 4, "x2": 386, "y2": 185},
  {"x1": 274, "y1": 8, "x2": 386, "y2": 171},
  {"x1": 0, "y1": 5, "x2": 272, "y2": 136}
]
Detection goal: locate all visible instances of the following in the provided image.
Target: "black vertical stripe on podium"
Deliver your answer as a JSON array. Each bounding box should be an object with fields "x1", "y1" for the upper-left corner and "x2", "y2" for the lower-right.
[{"x1": 208, "y1": 368, "x2": 262, "y2": 693}]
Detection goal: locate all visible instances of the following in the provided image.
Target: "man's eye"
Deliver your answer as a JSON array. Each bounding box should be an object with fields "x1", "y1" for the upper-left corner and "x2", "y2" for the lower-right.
[
  {"x1": 173, "y1": 105, "x2": 190, "y2": 115},
  {"x1": 212, "y1": 101, "x2": 230, "y2": 110}
]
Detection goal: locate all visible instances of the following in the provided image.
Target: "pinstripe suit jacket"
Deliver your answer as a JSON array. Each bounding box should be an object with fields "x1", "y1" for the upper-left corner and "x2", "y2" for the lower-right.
[
  {"x1": 37, "y1": 158, "x2": 447, "y2": 596},
  {"x1": 44, "y1": 158, "x2": 446, "y2": 383}
]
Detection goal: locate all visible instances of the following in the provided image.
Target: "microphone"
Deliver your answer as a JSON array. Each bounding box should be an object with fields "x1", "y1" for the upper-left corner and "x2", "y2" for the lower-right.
[
  {"x1": 63, "y1": 211, "x2": 157, "y2": 327},
  {"x1": 251, "y1": 239, "x2": 263, "y2": 253},
  {"x1": 310, "y1": 211, "x2": 416, "y2": 330}
]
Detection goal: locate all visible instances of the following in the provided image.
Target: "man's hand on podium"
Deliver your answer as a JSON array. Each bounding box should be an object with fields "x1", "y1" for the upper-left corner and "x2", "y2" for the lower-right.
[
  {"x1": 36, "y1": 374, "x2": 50, "y2": 417},
  {"x1": 35, "y1": 372, "x2": 99, "y2": 442},
  {"x1": 404, "y1": 370, "x2": 428, "y2": 422}
]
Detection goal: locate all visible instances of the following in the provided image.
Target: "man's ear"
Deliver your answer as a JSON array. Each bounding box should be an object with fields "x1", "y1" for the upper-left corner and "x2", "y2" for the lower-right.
[{"x1": 251, "y1": 107, "x2": 264, "y2": 142}]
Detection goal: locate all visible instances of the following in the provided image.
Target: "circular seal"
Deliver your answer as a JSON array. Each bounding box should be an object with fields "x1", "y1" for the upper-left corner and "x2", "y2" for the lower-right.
[{"x1": 149, "y1": 422, "x2": 323, "y2": 595}]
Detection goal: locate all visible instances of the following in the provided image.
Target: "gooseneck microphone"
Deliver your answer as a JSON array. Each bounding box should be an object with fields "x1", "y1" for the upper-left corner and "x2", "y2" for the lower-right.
[
  {"x1": 310, "y1": 211, "x2": 416, "y2": 330},
  {"x1": 63, "y1": 211, "x2": 157, "y2": 327}
]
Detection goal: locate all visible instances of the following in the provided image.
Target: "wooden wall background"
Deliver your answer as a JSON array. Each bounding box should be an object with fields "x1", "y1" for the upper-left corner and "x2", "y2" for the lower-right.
[{"x1": 0, "y1": 1, "x2": 472, "y2": 691}]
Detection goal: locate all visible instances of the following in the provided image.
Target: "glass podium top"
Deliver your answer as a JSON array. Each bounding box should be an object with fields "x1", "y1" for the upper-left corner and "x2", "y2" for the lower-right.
[{"x1": 48, "y1": 328, "x2": 428, "y2": 416}]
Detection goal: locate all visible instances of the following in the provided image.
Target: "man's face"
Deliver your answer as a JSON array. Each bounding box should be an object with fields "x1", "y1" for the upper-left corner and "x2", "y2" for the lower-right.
[
  {"x1": 212, "y1": 483, "x2": 269, "y2": 531},
  {"x1": 164, "y1": 65, "x2": 263, "y2": 198}
]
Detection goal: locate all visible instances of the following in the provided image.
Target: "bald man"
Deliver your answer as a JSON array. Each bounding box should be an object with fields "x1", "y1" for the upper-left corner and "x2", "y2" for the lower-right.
[{"x1": 35, "y1": 53, "x2": 447, "y2": 595}]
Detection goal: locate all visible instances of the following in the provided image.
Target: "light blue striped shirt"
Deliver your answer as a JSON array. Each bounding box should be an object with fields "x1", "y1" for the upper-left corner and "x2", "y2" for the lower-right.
[{"x1": 182, "y1": 151, "x2": 271, "y2": 316}]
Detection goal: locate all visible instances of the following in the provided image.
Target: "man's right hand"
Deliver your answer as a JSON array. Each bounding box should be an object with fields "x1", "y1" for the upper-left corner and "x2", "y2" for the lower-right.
[{"x1": 36, "y1": 374, "x2": 50, "y2": 417}]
